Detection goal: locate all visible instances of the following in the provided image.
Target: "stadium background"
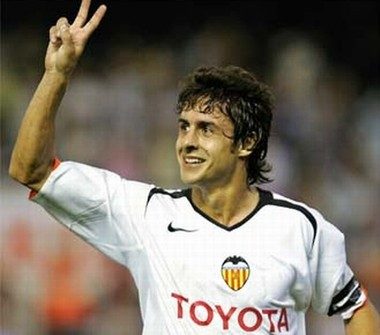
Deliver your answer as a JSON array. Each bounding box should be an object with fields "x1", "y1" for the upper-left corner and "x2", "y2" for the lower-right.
[{"x1": 1, "y1": 1, "x2": 379, "y2": 334}]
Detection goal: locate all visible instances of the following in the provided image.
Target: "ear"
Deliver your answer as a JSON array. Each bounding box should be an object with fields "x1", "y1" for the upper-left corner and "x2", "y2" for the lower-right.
[{"x1": 238, "y1": 134, "x2": 257, "y2": 158}]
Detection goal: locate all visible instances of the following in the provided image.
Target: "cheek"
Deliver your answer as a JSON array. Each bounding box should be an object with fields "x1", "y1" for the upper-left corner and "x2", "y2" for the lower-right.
[
  {"x1": 175, "y1": 136, "x2": 180, "y2": 150},
  {"x1": 213, "y1": 144, "x2": 238, "y2": 168},
  {"x1": 211, "y1": 141, "x2": 235, "y2": 157},
  {"x1": 175, "y1": 137, "x2": 183, "y2": 158}
]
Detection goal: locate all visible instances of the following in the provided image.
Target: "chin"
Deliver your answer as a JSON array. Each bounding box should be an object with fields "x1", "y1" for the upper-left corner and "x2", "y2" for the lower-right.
[
  {"x1": 180, "y1": 175, "x2": 198, "y2": 186},
  {"x1": 180, "y1": 171, "x2": 203, "y2": 186}
]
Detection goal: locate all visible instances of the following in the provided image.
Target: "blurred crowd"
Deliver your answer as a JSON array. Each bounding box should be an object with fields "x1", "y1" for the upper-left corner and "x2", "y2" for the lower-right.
[{"x1": 1, "y1": 11, "x2": 379, "y2": 335}]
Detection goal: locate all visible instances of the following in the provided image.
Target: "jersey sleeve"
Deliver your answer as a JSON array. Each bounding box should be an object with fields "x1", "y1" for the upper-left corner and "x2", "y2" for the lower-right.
[
  {"x1": 31, "y1": 161, "x2": 154, "y2": 267},
  {"x1": 309, "y1": 210, "x2": 367, "y2": 320}
]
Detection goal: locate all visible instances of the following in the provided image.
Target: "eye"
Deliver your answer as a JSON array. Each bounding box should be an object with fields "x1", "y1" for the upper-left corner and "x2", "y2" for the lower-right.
[
  {"x1": 178, "y1": 121, "x2": 189, "y2": 132},
  {"x1": 201, "y1": 124, "x2": 214, "y2": 136}
]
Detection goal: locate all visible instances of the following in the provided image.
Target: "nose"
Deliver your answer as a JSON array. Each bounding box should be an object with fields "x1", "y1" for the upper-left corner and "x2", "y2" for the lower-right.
[{"x1": 181, "y1": 128, "x2": 199, "y2": 152}]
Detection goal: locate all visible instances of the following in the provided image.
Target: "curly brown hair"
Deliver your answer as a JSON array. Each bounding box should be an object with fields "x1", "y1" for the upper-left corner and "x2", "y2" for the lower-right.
[{"x1": 176, "y1": 65, "x2": 274, "y2": 185}]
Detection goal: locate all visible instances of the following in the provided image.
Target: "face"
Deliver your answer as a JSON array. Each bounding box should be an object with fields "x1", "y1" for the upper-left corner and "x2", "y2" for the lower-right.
[{"x1": 176, "y1": 103, "x2": 245, "y2": 189}]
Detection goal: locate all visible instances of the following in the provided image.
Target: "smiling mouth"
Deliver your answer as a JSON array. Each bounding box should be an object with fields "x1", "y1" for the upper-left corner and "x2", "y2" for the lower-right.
[{"x1": 183, "y1": 156, "x2": 206, "y2": 165}]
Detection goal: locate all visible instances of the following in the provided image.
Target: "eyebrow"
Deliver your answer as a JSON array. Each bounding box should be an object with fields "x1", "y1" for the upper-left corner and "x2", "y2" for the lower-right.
[
  {"x1": 178, "y1": 118, "x2": 216, "y2": 128},
  {"x1": 178, "y1": 118, "x2": 188, "y2": 124}
]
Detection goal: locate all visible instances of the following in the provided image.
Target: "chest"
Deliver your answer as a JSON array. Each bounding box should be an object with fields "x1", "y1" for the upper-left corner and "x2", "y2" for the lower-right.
[{"x1": 143, "y1": 204, "x2": 311, "y2": 309}]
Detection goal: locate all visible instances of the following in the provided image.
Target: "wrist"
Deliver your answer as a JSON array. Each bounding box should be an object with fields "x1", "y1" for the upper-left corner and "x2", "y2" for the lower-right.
[{"x1": 43, "y1": 70, "x2": 70, "y2": 85}]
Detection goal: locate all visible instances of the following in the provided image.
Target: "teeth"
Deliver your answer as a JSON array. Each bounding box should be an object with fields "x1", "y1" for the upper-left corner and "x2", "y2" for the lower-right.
[{"x1": 185, "y1": 157, "x2": 204, "y2": 164}]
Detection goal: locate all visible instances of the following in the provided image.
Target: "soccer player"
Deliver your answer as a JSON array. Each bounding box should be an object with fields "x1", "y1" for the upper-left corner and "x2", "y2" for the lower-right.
[{"x1": 9, "y1": 0, "x2": 379, "y2": 334}]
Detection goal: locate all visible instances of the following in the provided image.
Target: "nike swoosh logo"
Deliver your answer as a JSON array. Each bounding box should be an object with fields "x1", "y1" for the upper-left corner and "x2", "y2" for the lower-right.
[{"x1": 167, "y1": 222, "x2": 198, "y2": 233}]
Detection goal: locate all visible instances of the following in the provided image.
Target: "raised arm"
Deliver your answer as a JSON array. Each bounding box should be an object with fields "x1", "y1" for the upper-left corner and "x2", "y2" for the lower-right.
[{"x1": 9, "y1": 0, "x2": 107, "y2": 191}]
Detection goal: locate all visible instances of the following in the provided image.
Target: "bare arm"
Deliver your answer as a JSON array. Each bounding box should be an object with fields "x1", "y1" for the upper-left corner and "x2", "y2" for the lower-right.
[
  {"x1": 9, "y1": 0, "x2": 107, "y2": 191},
  {"x1": 345, "y1": 299, "x2": 380, "y2": 335}
]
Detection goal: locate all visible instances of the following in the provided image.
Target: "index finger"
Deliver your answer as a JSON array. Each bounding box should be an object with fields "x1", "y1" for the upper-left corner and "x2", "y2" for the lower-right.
[
  {"x1": 82, "y1": 4, "x2": 107, "y2": 37},
  {"x1": 72, "y1": 0, "x2": 91, "y2": 27}
]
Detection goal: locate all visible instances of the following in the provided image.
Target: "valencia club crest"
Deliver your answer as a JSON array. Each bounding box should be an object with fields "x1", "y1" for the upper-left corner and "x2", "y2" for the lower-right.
[{"x1": 221, "y1": 256, "x2": 250, "y2": 291}]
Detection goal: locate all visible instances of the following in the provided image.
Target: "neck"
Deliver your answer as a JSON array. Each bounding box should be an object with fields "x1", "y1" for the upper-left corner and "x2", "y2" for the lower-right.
[{"x1": 191, "y1": 181, "x2": 259, "y2": 227}]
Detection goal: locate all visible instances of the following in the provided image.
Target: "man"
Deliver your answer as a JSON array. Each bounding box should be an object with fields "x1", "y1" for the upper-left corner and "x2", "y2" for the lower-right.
[{"x1": 9, "y1": 0, "x2": 379, "y2": 334}]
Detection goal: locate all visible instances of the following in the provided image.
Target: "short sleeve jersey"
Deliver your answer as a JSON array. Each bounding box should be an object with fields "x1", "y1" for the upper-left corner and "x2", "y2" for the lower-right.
[{"x1": 32, "y1": 161, "x2": 366, "y2": 335}]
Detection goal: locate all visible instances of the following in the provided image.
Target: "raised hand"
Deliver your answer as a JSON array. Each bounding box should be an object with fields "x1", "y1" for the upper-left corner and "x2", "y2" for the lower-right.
[{"x1": 45, "y1": 0, "x2": 107, "y2": 76}]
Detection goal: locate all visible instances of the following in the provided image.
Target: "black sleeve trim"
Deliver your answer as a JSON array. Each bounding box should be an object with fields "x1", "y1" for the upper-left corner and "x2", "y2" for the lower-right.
[{"x1": 328, "y1": 276, "x2": 362, "y2": 316}]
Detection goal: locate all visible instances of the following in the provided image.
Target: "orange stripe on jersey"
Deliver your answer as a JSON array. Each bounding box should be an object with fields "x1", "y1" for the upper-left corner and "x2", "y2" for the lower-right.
[
  {"x1": 52, "y1": 157, "x2": 61, "y2": 170},
  {"x1": 28, "y1": 157, "x2": 61, "y2": 199}
]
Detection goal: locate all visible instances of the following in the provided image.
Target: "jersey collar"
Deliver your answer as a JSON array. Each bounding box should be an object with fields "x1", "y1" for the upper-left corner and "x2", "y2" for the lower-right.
[{"x1": 185, "y1": 188, "x2": 272, "y2": 231}]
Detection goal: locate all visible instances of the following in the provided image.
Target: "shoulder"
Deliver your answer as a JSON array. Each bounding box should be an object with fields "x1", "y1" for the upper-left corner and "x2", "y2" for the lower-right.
[
  {"x1": 43, "y1": 160, "x2": 157, "y2": 199},
  {"x1": 258, "y1": 188, "x2": 339, "y2": 247},
  {"x1": 261, "y1": 188, "x2": 319, "y2": 223},
  {"x1": 262, "y1": 190, "x2": 319, "y2": 225}
]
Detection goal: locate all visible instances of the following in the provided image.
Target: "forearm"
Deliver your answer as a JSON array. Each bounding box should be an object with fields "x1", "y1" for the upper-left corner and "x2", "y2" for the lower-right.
[
  {"x1": 9, "y1": 0, "x2": 106, "y2": 191},
  {"x1": 9, "y1": 71, "x2": 68, "y2": 191},
  {"x1": 345, "y1": 300, "x2": 380, "y2": 335}
]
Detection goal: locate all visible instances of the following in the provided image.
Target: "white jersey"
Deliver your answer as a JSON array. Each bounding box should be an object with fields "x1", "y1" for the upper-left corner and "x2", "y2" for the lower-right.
[{"x1": 31, "y1": 161, "x2": 366, "y2": 334}]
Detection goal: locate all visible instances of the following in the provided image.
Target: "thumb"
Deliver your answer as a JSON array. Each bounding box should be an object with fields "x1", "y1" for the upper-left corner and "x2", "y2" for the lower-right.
[{"x1": 59, "y1": 25, "x2": 73, "y2": 46}]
